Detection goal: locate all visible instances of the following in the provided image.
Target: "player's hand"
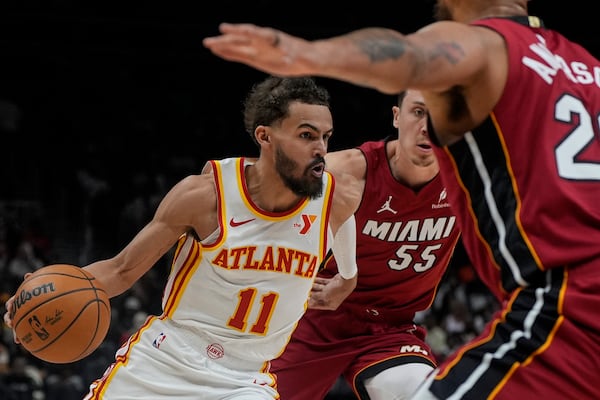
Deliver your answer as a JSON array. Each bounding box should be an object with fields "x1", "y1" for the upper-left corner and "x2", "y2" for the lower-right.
[
  {"x1": 3, "y1": 294, "x2": 20, "y2": 344},
  {"x1": 203, "y1": 23, "x2": 312, "y2": 77},
  {"x1": 308, "y1": 273, "x2": 357, "y2": 310},
  {"x1": 3, "y1": 272, "x2": 33, "y2": 344}
]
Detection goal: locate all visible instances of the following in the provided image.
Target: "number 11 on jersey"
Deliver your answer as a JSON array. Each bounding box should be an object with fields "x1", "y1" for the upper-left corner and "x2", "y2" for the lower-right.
[{"x1": 228, "y1": 288, "x2": 279, "y2": 335}]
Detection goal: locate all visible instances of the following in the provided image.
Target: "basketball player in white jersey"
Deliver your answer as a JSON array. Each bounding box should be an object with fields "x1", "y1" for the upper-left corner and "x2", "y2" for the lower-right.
[{"x1": 4, "y1": 76, "x2": 361, "y2": 399}]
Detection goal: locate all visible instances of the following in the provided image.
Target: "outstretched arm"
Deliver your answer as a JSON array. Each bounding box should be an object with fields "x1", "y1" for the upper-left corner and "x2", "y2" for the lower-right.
[
  {"x1": 204, "y1": 21, "x2": 508, "y2": 143},
  {"x1": 203, "y1": 22, "x2": 494, "y2": 95}
]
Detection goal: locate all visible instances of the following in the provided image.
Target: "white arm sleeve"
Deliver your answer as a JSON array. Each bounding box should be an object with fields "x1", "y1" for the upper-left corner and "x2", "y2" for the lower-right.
[{"x1": 332, "y1": 214, "x2": 358, "y2": 279}]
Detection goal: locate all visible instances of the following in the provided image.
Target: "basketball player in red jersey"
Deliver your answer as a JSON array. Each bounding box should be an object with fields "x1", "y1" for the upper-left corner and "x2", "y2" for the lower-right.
[
  {"x1": 270, "y1": 90, "x2": 461, "y2": 400},
  {"x1": 205, "y1": 1, "x2": 600, "y2": 398}
]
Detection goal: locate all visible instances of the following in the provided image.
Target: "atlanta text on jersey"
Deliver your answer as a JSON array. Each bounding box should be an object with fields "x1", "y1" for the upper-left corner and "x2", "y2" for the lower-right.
[{"x1": 211, "y1": 246, "x2": 318, "y2": 278}]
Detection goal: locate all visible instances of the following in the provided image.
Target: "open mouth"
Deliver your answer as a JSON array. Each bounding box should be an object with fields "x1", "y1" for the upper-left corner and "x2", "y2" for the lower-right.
[{"x1": 310, "y1": 162, "x2": 325, "y2": 177}]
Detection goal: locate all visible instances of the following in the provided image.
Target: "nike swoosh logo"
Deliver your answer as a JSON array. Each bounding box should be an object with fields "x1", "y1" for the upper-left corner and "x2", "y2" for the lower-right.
[{"x1": 229, "y1": 217, "x2": 256, "y2": 227}]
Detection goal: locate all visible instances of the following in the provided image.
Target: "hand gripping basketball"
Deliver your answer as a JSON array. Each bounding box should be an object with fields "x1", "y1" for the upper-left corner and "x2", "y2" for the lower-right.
[{"x1": 10, "y1": 264, "x2": 111, "y2": 364}]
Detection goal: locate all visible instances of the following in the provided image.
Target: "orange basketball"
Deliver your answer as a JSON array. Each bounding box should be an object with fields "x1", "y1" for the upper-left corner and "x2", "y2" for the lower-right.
[{"x1": 10, "y1": 264, "x2": 111, "y2": 364}]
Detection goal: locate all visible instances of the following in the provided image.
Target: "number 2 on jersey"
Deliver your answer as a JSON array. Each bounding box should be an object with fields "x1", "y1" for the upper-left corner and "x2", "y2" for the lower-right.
[
  {"x1": 227, "y1": 288, "x2": 279, "y2": 335},
  {"x1": 555, "y1": 95, "x2": 600, "y2": 180}
]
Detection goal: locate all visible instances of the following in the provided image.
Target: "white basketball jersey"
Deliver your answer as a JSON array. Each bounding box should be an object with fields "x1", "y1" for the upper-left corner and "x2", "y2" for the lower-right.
[{"x1": 161, "y1": 157, "x2": 334, "y2": 365}]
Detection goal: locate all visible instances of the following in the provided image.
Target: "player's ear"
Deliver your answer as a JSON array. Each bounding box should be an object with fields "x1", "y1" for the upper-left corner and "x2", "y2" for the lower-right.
[
  {"x1": 256, "y1": 126, "x2": 271, "y2": 144},
  {"x1": 392, "y1": 106, "x2": 400, "y2": 129}
]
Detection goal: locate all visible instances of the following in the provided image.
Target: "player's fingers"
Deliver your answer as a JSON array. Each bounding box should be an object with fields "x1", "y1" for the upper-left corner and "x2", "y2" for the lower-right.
[
  {"x1": 3, "y1": 296, "x2": 14, "y2": 322},
  {"x1": 311, "y1": 279, "x2": 329, "y2": 292},
  {"x1": 218, "y1": 23, "x2": 279, "y2": 45},
  {"x1": 3, "y1": 311, "x2": 9, "y2": 328},
  {"x1": 308, "y1": 293, "x2": 327, "y2": 309},
  {"x1": 313, "y1": 277, "x2": 330, "y2": 285},
  {"x1": 204, "y1": 24, "x2": 281, "y2": 53},
  {"x1": 12, "y1": 330, "x2": 19, "y2": 344}
]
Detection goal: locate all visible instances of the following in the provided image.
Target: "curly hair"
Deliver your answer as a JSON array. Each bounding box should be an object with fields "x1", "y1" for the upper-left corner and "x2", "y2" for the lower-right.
[{"x1": 243, "y1": 76, "x2": 331, "y2": 146}]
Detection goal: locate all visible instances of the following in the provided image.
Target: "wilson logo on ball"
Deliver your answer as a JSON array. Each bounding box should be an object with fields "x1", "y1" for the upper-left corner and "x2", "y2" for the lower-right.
[{"x1": 11, "y1": 282, "x2": 57, "y2": 319}]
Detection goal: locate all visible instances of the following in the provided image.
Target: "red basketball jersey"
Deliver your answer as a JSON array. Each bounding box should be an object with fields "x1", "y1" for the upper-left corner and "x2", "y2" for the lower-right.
[
  {"x1": 321, "y1": 140, "x2": 461, "y2": 324},
  {"x1": 433, "y1": 18, "x2": 600, "y2": 302}
]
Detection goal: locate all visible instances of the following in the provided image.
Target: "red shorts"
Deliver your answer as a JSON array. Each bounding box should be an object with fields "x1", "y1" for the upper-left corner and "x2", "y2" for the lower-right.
[
  {"x1": 425, "y1": 264, "x2": 600, "y2": 399},
  {"x1": 271, "y1": 304, "x2": 437, "y2": 400}
]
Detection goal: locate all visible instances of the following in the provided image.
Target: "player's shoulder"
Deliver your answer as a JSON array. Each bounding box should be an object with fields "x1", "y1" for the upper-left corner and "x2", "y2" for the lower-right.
[
  {"x1": 326, "y1": 146, "x2": 367, "y2": 179},
  {"x1": 201, "y1": 160, "x2": 214, "y2": 174},
  {"x1": 330, "y1": 170, "x2": 362, "y2": 214},
  {"x1": 326, "y1": 146, "x2": 363, "y2": 163},
  {"x1": 160, "y1": 173, "x2": 218, "y2": 227},
  {"x1": 415, "y1": 19, "x2": 486, "y2": 39},
  {"x1": 170, "y1": 173, "x2": 217, "y2": 204}
]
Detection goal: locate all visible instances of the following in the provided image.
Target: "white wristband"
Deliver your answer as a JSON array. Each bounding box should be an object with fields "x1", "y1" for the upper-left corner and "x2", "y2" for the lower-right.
[{"x1": 332, "y1": 215, "x2": 358, "y2": 279}]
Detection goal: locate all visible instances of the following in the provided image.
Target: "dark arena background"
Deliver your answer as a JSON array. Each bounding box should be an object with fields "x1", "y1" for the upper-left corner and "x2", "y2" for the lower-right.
[{"x1": 0, "y1": 1, "x2": 595, "y2": 399}]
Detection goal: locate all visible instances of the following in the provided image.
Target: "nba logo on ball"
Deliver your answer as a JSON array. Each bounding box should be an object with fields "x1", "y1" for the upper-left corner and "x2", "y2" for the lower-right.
[
  {"x1": 28, "y1": 315, "x2": 50, "y2": 340},
  {"x1": 11, "y1": 264, "x2": 111, "y2": 364}
]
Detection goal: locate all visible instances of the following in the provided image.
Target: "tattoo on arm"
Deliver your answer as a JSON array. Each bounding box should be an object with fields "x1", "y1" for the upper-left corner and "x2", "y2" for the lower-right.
[
  {"x1": 430, "y1": 42, "x2": 465, "y2": 65},
  {"x1": 352, "y1": 30, "x2": 465, "y2": 68},
  {"x1": 354, "y1": 30, "x2": 408, "y2": 62}
]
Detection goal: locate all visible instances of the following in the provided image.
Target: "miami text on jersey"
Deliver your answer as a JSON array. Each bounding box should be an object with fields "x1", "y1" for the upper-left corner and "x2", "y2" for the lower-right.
[{"x1": 362, "y1": 217, "x2": 456, "y2": 242}]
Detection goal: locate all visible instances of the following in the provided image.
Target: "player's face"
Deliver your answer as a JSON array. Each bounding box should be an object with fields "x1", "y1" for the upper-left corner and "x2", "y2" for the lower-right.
[
  {"x1": 275, "y1": 147, "x2": 324, "y2": 199},
  {"x1": 394, "y1": 90, "x2": 437, "y2": 168},
  {"x1": 272, "y1": 103, "x2": 332, "y2": 199}
]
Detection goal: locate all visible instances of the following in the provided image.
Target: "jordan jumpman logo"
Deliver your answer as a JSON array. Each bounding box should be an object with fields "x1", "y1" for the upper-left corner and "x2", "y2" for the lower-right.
[{"x1": 377, "y1": 195, "x2": 397, "y2": 214}]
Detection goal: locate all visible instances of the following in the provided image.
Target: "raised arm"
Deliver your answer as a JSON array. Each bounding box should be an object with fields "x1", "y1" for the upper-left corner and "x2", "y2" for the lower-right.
[{"x1": 203, "y1": 21, "x2": 501, "y2": 96}]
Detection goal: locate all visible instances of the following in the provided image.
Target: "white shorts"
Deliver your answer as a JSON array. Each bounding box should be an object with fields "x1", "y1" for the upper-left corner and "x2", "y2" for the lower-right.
[{"x1": 84, "y1": 317, "x2": 279, "y2": 399}]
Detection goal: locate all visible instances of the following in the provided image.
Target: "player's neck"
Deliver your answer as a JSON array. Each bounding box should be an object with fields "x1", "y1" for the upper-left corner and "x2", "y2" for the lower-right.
[
  {"x1": 388, "y1": 147, "x2": 438, "y2": 190},
  {"x1": 244, "y1": 162, "x2": 304, "y2": 212},
  {"x1": 385, "y1": 139, "x2": 437, "y2": 187},
  {"x1": 391, "y1": 161, "x2": 438, "y2": 190}
]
